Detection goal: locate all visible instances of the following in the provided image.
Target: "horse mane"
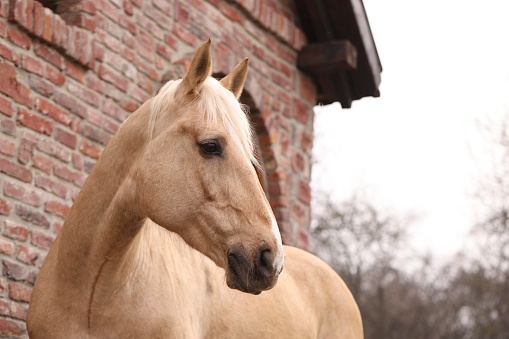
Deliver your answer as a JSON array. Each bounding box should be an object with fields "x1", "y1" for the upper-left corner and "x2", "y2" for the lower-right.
[{"x1": 149, "y1": 78, "x2": 258, "y2": 166}]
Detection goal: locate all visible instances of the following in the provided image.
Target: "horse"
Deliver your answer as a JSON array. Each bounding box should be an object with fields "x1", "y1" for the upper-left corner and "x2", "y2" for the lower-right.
[{"x1": 27, "y1": 40, "x2": 363, "y2": 338}]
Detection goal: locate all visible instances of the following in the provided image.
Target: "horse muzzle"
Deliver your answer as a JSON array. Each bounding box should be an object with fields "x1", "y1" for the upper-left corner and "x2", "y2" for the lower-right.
[{"x1": 226, "y1": 246, "x2": 281, "y2": 295}]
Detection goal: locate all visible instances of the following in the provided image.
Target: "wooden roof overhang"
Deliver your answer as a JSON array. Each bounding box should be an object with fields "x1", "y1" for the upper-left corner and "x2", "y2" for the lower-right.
[{"x1": 294, "y1": 0, "x2": 382, "y2": 108}]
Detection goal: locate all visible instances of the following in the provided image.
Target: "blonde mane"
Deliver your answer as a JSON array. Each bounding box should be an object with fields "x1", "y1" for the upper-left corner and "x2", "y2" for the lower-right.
[{"x1": 149, "y1": 78, "x2": 257, "y2": 165}]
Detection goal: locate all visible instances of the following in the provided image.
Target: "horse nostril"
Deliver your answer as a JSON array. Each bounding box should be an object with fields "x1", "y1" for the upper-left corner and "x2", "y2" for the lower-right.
[{"x1": 259, "y1": 249, "x2": 273, "y2": 272}]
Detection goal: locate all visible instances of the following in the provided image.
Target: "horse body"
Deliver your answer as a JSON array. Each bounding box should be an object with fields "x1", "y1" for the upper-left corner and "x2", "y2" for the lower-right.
[{"x1": 27, "y1": 40, "x2": 362, "y2": 338}]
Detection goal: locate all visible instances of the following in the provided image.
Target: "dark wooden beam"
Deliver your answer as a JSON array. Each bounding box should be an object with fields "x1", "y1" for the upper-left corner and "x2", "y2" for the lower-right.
[{"x1": 297, "y1": 40, "x2": 357, "y2": 74}]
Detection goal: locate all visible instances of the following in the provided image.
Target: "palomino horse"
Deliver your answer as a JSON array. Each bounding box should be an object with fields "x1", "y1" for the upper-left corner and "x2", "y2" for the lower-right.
[{"x1": 27, "y1": 40, "x2": 362, "y2": 338}]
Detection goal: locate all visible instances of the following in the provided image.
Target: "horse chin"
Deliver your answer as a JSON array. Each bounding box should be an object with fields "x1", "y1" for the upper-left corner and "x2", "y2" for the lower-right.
[{"x1": 225, "y1": 273, "x2": 263, "y2": 295}]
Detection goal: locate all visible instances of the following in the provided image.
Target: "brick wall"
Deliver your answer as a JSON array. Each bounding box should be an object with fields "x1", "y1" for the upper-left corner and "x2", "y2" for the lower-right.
[{"x1": 0, "y1": 0, "x2": 317, "y2": 335}]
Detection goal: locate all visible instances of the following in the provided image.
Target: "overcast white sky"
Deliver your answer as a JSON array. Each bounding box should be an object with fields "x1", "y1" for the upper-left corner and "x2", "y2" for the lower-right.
[{"x1": 311, "y1": 0, "x2": 509, "y2": 260}]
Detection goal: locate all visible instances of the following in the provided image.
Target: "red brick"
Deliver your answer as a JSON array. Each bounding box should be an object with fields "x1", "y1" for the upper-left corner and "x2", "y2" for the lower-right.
[
  {"x1": 104, "y1": 118, "x2": 119, "y2": 134},
  {"x1": 160, "y1": 35, "x2": 176, "y2": 52},
  {"x1": 291, "y1": 200, "x2": 307, "y2": 223},
  {"x1": 123, "y1": 0, "x2": 133, "y2": 15},
  {"x1": 53, "y1": 219, "x2": 64, "y2": 233},
  {"x1": 22, "y1": 55, "x2": 44, "y2": 76},
  {"x1": 35, "y1": 97, "x2": 71, "y2": 126},
  {"x1": 136, "y1": 59, "x2": 158, "y2": 80},
  {"x1": 54, "y1": 92, "x2": 87, "y2": 119},
  {"x1": 67, "y1": 82, "x2": 100, "y2": 107},
  {"x1": 1, "y1": 120, "x2": 16, "y2": 136},
  {"x1": 0, "y1": 60, "x2": 32, "y2": 107},
  {"x1": 270, "y1": 196, "x2": 289, "y2": 208},
  {"x1": 131, "y1": 0, "x2": 142, "y2": 7},
  {"x1": 8, "y1": 0, "x2": 23, "y2": 23},
  {"x1": 0, "y1": 238, "x2": 14, "y2": 255},
  {"x1": 87, "y1": 75, "x2": 105, "y2": 93},
  {"x1": 79, "y1": 139, "x2": 101, "y2": 159},
  {"x1": 153, "y1": 0, "x2": 172, "y2": 15},
  {"x1": 268, "y1": 169, "x2": 288, "y2": 182},
  {"x1": 7, "y1": 27, "x2": 31, "y2": 49},
  {"x1": 9, "y1": 283, "x2": 32, "y2": 302},
  {"x1": 0, "y1": 41, "x2": 19, "y2": 64},
  {"x1": 291, "y1": 150, "x2": 305, "y2": 173},
  {"x1": 36, "y1": 138, "x2": 71, "y2": 162},
  {"x1": 0, "y1": 18, "x2": 6, "y2": 37},
  {"x1": 35, "y1": 173, "x2": 68, "y2": 199},
  {"x1": 31, "y1": 230, "x2": 55, "y2": 249},
  {"x1": 66, "y1": 61, "x2": 85, "y2": 83},
  {"x1": 80, "y1": 0, "x2": 97, "y2": 14},
  {"x1": 61, "y1": 13, "x2": 96, "y2": 32},
  {"x1": 46, "y1": 64, "x2": 66, "y2": 86},
  {"x1": 0, "y1": 97, "x2": 12, "y2": 117},
  {"x1": 0, "y1": 317, "x2": 27, "y2": 337},
  {"x1": 15, "y1": 204, "x2": 50, "y2": 228},
  {"x1": 33, "y1": 1, "x2": 43, "y2": 36},
  {"x1": 3, "y1": 260, "x2": 27, "y2": 281},
  {"x1": 156, "y1": 43, "x2": 172, "y2": 61},
  {"x1": 0, "y1": 298, "x2": 9, "y2": 316},
  {"x1": 293, "y1": 97, "x2": 310, "y2": 125},
  {"x1": 300, "y1": 130, "x2": 313, "y2": 153},
  {"x1": 60, "y1": 25, "x2": 71, "y2": 52},
  {"x1": 16, "y1": 245, "x2": 39, "y2": 266},
  {"x1": 87, "y1": 109, "x2": 103, "y2": 126},
  {"x1": 172, "y1": 23, "x2": 197, "y2": 47},
  {"x1": 17, "y1": 137, "x2": 34, "y2": 164},
  {"x1": 119, "y1": 15, "x2": 136, "y2": 35},
  {"x1": 10, "y1": 301, "x2": 29, "y2": 320},
  {"x1": 206, "y1": 0, "x2": 219, "y2": 7},
  {"x1": 29, "y1": 74, "x2": 54, "y2": 97},
  {"x1": 42, "y1": 7, "x2": 53, "y2": 42},
  {"x1": 121, "y1": 100, "x2": 138, "y2": 113},
  {"x1": 81, "y1": 123, "x2": 111, "y2": 145},
  {"x1": 4, "y1": 221, "x2": 29, "y2": 241},
  {"x1": 72, "y1": 152, "x2": 83, "y2": 170},
  {"x1": 25, "y1": 0, "x2": 34, "y2": 29},
  {"x1": 34, "y1": 42, "x2": 65, "y2": 70},
  {"x1": 17, "y1": 109, "x2": 53, "y2": 135},
  {"x1": 297, "y1": 180, "x2": 311, "y2": 205},
  {"x1": 0, "y1": 135, "x2": 15, "y2": 156},
  {"x1": 99, "y1": 65, "x2": 129, "y2": 91},
  {"x1": 55, "y1": 127, "x2": 77, "y2": 149},
  {"x1": 137, "y1": 72, "x2": 153, "y2": 94},
  {"x1": 54, "y1": 163, "x2": 87, "y2": 187},
  {"x1": 102, "y1": 99, "x2": 127, "y2": 122},
  {"x1": 52, "y1": 15, "x2": 63, "y2": 46},
  {"x1": 4, "y1": 180, "x2": 43, "y2": 206},
  {"x1": 97, "y1": 0, "x2": 120, "y2": 21},
  {"x1": 187, "y1": 0, "x2": 207, "y2": 12},
  {"x1": 0, "y1": 158, "x2": 32, "y2": 183},
  {"x1": 26, "y1": 270, "x2": 37, "y2": 285},
  {"x1": 220, "y1": 2, "x2": 243, "y2": 24},
  {"x1": 45, "y1": 200, "x2": 70, "y2": 218},
  {"x1": 176, "y1": 1, "x2": 190, "y2": 27},
  {"x1": 137, "y1": 29, "x2": 155, "y2": 62},
  {"x1": 0, "y1": 197, "x2": 11, "y2": 215},
  {"x1": 131, "y1": 86, "x2": 150, "y2": 103}
]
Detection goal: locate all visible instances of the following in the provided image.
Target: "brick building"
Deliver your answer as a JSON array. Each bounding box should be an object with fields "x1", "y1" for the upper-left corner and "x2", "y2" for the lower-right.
[{"x1": 0, "y1": 0, "x2": 380, "y2": 336}]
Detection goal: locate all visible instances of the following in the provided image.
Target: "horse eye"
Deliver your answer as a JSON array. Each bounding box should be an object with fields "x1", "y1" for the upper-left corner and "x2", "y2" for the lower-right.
[{"x1": 199, "y1": 141, "x2": 221, "y2": 155}]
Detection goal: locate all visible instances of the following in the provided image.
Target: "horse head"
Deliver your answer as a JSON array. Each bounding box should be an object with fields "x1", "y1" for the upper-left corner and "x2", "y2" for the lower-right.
[{"x1": 134, "y1": 40, "x2": 284, "y2": 294}]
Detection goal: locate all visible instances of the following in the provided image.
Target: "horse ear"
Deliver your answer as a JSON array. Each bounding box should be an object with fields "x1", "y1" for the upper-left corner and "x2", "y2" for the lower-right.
[
  {"x1": 181, "y1": 39, "x2": 212, "y2": 94},
  {"x1": 220, "y1": 58, "x2": 249, "y2": 100}
]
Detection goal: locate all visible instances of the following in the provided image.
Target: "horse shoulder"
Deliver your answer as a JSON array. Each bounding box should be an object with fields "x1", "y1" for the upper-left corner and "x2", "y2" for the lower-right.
[{"x1": 282, "y1": 245, "x2": 364, "y2": 339}]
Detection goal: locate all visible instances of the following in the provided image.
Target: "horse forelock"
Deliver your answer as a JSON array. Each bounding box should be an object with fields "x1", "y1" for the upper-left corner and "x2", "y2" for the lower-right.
[{"x1": 149, "y1": 77, "x2": 258, "y2": 166}]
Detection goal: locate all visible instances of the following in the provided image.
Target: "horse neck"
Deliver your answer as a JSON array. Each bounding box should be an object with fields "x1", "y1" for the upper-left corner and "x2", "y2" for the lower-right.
[{"x1": 54, "y1": 100, "x2": 152, "y2": 294}]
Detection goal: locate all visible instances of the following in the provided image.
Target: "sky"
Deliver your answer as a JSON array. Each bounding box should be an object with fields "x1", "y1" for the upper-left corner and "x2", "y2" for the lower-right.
[{"x1": 311, "y1": 0, "x2": 509, "y2": 261}]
